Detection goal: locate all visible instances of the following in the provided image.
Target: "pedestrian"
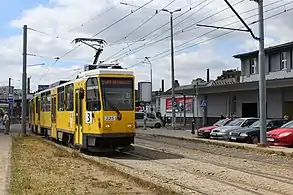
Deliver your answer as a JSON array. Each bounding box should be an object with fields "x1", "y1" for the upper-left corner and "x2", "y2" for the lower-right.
[
  {"x1": 220, "y1": 113, "x2": 225, "y2": 120},
  {"x1": 143, "y1": 112, "x2": 147, "y2": 130},
  {"x1": 3, "y1": 111, "x2": 10, "y2": 135},
  {"x1": 284, "y1": 113, "x2": 289, "y2": 120}
]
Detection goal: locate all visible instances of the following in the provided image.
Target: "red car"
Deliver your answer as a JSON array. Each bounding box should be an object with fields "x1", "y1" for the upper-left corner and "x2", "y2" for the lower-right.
[
  {"x1": 197, "y1": 118, "x2": 233, "y2": 138},
  {"x1": 266, "y1": 121, "x2": 293, "y2": 147}
]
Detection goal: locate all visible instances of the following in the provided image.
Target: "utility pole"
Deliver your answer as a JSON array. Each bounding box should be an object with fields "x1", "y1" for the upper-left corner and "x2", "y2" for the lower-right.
[
  {"x1": 8, "y1": 78, "x2": 11, "y2": 116},
  {"x1": 145, "y1": 57, "x2": 153, "y2": 111},
  {"x1": 27, "y1": 76, "x2": 31, "y2": 94},
  {"x1": 257, "y1": 0, "x2": 266, "y2": 145},
  {"x1": 196, "y1": 0, "x2": 266, "y2": 145},
  {"x1": 196, "y1": 83, "x2": 199, "y2": 130},
  {"x1": 22, "y1": 25, "x2": 28, "y2": 136},
  {"x1": 162, "y1": 8, "x2": 181, "y2": 130}
]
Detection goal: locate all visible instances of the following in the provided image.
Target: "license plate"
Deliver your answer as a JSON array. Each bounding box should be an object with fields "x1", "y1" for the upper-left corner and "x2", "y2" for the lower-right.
[
  {"x1": 231, "y1": 137, "x2": 237, "y2": 140},
  {"x1": 267, "y1": 138, "x2": 274, "y2": 142},
  {"x1": 211, "y1": 133, "x2": 217, "y2": 136}
]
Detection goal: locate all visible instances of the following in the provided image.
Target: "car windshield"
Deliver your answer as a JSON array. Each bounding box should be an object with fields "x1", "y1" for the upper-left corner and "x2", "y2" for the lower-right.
[
  {"x1": 249, "y1": 120, "x2": 260, "y2": 128},
  {"x1": 226, "y1": 118, "x2": 244, "y2": 126},
  {"x1": 213, "y1": 119, "x2": 229, "y2": 126},
  {"x1": 281, "y1": 121, "x2": 293, "y2": 128}
]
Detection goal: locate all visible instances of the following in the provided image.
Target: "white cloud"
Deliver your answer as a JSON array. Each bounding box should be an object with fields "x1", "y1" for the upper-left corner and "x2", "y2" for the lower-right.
[{"x1": 1, "y1": 0, "x2": 293, "y2": 92}]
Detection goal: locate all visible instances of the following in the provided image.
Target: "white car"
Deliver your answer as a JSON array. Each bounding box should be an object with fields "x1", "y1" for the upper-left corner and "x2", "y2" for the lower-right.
[{"x1": 135, "y1": 112, "x2": 163, "y2": 128}]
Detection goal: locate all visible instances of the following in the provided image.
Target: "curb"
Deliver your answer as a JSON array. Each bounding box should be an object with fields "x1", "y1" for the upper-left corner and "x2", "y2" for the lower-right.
[{"x1": 137, "y1": 133, "x2": 293, "y2": 158}]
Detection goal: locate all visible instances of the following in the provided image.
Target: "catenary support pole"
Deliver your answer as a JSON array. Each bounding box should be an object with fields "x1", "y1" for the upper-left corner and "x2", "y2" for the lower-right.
[
  {"x1": 162, "y1": 8, "x2": 181, "y2": 129},
  {"x1": 170, "y1": 13, "x2": 176, "y2": 129},
  {"x1": 257, "y1": 0, "x2": 266, "y2": 145},
  {"x1": 22, "y1": 25, "x2": 28, "y2": 136},
  {"x1": 8, "y1": 78, "x2": 11, "y2": 116}
]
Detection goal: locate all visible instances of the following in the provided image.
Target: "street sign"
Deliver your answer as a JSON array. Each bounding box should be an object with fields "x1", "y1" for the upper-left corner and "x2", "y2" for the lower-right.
[
  {"x1": 7, "y1": 97, "x2": 14, "y2": 103},
  {"x1": 173, "y1": 101, "x2": 177, "y2": 107},
  {"x1": 200, "y1": 100, "x2": 208, "y2": 107}
]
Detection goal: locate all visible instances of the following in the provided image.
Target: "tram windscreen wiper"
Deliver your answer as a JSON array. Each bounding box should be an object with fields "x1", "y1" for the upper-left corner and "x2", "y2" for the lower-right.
[{"x1": 103, "y1": 92, "x2": 121, "y2": 119}]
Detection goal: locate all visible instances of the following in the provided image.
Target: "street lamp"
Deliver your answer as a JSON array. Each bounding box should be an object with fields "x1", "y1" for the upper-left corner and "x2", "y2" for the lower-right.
[
  {"x1": 162, "y1": 8, "x2": 181, "y2": 130},
  {"x1": 144, "y1": 57, "x2": 153, "y2": 111}
]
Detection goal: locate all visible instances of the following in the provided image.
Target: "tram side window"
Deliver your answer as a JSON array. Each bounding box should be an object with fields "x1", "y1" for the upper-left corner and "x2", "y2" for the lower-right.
[
  {"x1": 65, "y1": 84, "x2": 74, "y2": 111},
  {"x1": 46, "y1": 91, "x2": 51, "y2": 112},
  {"x1": 58, "y1": 87, "x2": 65, "y2": 111},
  {"x1": 41, "y1": 93, "x2": 46, "y2": 112},
  {"x1": 36, "y1": 97, "x2": 40, "y2": 113},
  {"x1": 86, "y1": 78, "x2": 101, "y2": 111}
]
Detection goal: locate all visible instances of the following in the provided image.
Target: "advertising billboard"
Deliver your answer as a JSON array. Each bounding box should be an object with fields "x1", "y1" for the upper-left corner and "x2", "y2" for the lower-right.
[
  {"x1": 138, "y1": 82, "x2": 151, "y2": 102},
  {"x1": 165, "y1": 97, "x2": 193, "y2": 113}
]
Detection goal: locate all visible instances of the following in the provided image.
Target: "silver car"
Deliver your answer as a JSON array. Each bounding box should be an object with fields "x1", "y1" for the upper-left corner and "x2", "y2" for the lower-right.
[
  {"x1": 135, "y1": 112, "x2": 163, "y2": 128},
  {"x1": 210, "y1": 118, "x2": 259, "y2": 140}
]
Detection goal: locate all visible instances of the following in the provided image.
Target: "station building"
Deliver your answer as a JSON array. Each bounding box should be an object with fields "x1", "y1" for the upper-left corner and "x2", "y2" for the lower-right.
[{"x1": 159, "y1": 41, "x2": 293, "y2": 127}]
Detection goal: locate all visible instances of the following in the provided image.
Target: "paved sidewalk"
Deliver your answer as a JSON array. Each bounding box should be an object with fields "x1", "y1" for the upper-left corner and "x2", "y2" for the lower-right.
[
  {"x1": 0, "y1": 135, "x2": 11, "y2": 195},
  {"x1": 136, "y1": 127, "x2": 293, "y2": 156}
]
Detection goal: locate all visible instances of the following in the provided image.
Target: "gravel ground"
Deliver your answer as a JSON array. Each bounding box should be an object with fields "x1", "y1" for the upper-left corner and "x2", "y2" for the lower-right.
[
  {"x1": 97, "y1": 134, "x2": 293, "y2": 195},
  {"x1": 10, "y1": 135, "x2": 155, "y2": 195}
]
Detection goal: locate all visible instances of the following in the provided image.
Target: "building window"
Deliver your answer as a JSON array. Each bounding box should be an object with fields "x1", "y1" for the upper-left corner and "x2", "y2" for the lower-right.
[
  {"x1": 86, "y1": 77, "x2": 101, "y2": 111},
  {"x1": 281, "y1": 52, "x2": 287, "y2": 70},
  {"x1": 250, "y1": 58, "x2": 257, "y2": 74}
]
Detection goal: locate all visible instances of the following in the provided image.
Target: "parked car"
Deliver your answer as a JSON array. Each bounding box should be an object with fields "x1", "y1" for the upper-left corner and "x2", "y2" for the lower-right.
[
  {"x1": 197, "y1": 118, "x2": 233, "y2": 138},
  {"x1": 228, "y1": 119, "x2": 289, "y2": 143},
  {"x1": 135, "y1": 112, "x2": 163, "y2": 128},
  {"x1": 210, "y1": 117, "x2": 259, "y2": 140},
  {"x1": 266, "y1": 120, "x2": 293, "y2": 147}
]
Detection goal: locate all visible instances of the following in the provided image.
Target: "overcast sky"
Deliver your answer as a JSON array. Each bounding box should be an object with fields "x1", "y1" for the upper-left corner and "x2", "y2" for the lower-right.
[{"x1": 1, "y1": 0, "x2": 293, "y2": 91}]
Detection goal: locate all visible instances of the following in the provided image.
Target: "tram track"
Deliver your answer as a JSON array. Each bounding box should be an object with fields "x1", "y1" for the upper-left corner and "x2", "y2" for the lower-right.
[
  {"x1": 133, "y1": 135, "x2": 293, "y2": 195},
  {"x1": 36, "y1": 133, "x2": 293, "y2": 194},
  {"x1": 122, "y1": 150, "x2": 273, "y2": 195},
  {"x1": 135, "y1": 136, "x2": 293, "y2": 183}
]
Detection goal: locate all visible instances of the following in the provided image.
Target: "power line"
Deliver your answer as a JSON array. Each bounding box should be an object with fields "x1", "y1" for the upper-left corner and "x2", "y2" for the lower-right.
[
  {"x1": 117, "y1": 0, "x2": 286, "y2": 62},
  {"x1": 103, "y1": 0, "x2": 212, "y2": 62},
  {"x1": 124, "y1": 0, "x2": 292, "y2": 66},
  {"x1": 35, "y1": 0, "x2": 156, "y2": 84},
  {"x1": 113, "y1": 0, "x2": 246, "y2": 61},
  {"x1": 27, "y1": 4, "x2": 119, "y2": 41},
  {"x1": 111, "y1": 0, "x2": 177, "y2": 46},
  {"x1": 150, "y1": 5, "x2": 293, "y2": 62}
]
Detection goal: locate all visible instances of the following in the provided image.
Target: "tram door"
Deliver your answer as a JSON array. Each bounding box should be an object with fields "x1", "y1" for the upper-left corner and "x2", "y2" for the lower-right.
[
  {"x1": 51, "y1": 96, "x2": 57, "y2": 138},
  {"x1": 75, "y1": 89, "x2": 83, "y2": 145},
  {"x1": 36, "y1": 97, "x2": 41, "y2": 134}
]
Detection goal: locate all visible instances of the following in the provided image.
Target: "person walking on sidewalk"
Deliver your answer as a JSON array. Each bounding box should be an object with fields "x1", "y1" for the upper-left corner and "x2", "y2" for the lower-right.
[
  {"x1": 143, "y1": 111, "x2": 147, "y2": 130},
  {"x1": 3, "y1": 111, "x2": 10, "y2": 135}
]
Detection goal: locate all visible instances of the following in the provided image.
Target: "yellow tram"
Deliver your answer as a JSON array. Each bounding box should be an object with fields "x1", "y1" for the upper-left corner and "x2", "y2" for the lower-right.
[{"x1": 29, "y1": 65, "x2": 136, "y2": 151}]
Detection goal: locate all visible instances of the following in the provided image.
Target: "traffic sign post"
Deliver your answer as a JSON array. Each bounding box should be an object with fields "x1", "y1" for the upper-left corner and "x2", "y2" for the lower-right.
[{"x1": 200, "y1": 100, "x2": 208, "y2": 107}]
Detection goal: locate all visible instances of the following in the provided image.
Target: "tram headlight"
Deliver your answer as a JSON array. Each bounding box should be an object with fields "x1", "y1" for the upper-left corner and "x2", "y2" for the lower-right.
[
  {"x1": 104, "y1": 124, "x2": 112, "y2": 129},
  {"x1": 127, "y1": 123, "x2": 134, "y2": 130}
]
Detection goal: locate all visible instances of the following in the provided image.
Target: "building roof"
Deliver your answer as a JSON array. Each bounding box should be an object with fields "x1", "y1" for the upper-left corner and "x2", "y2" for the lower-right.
[{"x1": 233, "y1": 40, "x2": 293, "y2": 59}]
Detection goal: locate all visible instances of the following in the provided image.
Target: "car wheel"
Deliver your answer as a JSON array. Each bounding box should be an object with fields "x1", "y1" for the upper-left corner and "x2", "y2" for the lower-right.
[{"x1": 154, "y1": 123, "x2": 161, "y2": 128}]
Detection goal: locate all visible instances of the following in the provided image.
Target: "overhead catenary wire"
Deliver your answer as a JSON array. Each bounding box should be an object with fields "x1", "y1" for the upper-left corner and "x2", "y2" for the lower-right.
[
  {"x1": 123, "y1": 0, "x2": 292, "y2": 67},
  {"x1": 36, "y1": 0, "x2": 156, "y2": 84},
  {"x1": 116, "y1": 0, "x2": 287, "y2": 62},
  {"x1": 111, "y1": 0, "x2": 177, "y2": 46},
  {"x1": 112, "y1": 0, "x2": 247, "y2": 62},
  {"x1": 27, "y1": 4, "x2": 119, "y2": 41},
  {"x1": 150, "y1": 5, "x2": 293, "y2": 63},
  {"x1": 103, "y1": 0, "x2": 213, "y2": 62}
]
